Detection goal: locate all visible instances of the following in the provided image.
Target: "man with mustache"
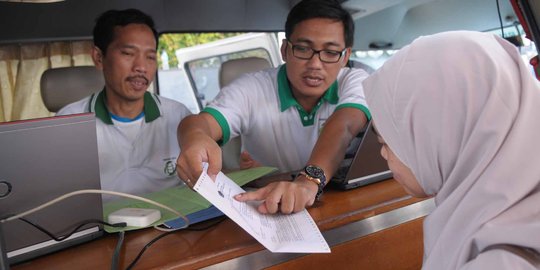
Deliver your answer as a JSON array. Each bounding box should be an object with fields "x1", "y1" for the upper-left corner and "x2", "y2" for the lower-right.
[
  {"x1": 177, "y1": 0, "x2": 369, "y2": 214},
  {"x1": 57, "y1": 9, "x2": 191, "y2": 200}
]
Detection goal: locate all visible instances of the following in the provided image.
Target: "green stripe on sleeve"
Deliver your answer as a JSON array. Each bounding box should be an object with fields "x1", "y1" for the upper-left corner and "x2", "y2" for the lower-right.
[
  {"x1": 335, "y1": 103, "x2": 371, "y2": 120},
  {"x1": 202, "y1": 107, "x2": 230, "y2": 146}
]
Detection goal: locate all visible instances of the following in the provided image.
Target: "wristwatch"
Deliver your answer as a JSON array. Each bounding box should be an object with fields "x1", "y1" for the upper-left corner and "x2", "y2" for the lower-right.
[{"x1": 298, "y1": 165, "x2": 327, "y2": 201}]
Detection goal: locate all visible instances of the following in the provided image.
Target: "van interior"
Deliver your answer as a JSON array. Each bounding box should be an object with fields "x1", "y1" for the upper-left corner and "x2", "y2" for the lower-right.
[
  {"x1": 0, "y1": 0, "x2": 537, "y2": 269},
  {"x1": 0, "y1": 0, "x2": 528, "y2": 122}
]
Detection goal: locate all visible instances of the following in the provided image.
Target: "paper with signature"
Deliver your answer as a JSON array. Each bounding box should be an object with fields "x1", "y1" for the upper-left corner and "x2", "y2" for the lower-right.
[{"x1": 193, "y1": 165, "x2": 330, "y2": 253}]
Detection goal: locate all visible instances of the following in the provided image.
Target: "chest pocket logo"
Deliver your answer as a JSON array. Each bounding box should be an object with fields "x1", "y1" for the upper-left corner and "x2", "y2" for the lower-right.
[
  {"x1": 318, "y1": 117, "x2": 328, "y2": 135},
  {"x1": 163, "y1": 160, "x2": 177, "y2": 176}
]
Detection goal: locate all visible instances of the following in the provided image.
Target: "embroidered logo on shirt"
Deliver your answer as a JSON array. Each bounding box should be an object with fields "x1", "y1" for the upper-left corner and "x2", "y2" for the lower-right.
[
  {"x1": 163, "y1": 160, "x2": 176, "y2": 176},
  {"x1": 318, "y1": 117, "x2": 328, "y2": 135}
]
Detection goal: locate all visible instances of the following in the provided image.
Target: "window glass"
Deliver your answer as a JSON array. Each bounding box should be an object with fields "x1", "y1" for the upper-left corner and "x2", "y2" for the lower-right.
[
  {"x1": 487, "y1": 24, "x2": 537, "y2": 74},
  {"x1": 157, "y1": 32, "x2": 281, "y2": 113},
  {"x1": 349, "y1": 50, "x2": 396, "y2": 71},
  {"x1": 186, "y1": 49, "x2": 271, "y2": 107},
  {"x1": 350, "y1": 24, "x2": 537, "y2": 75}
]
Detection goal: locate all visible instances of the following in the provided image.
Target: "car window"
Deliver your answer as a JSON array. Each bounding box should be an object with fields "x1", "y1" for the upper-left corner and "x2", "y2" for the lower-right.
[
  {"x1": 157, "y1": 32, "x2": 282, "y2": 113},
  {"x1": 350, "y1": 24, "x2": 537, "y2": 75},
  {"x1": 186, "y1": 48, "x2": 271, "y2": 107}
]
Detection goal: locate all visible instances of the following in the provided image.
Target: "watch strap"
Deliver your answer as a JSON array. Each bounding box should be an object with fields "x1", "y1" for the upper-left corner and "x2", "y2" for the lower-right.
[{"x1": 298, "y1": 166, "x2": 326, "y2": 201}]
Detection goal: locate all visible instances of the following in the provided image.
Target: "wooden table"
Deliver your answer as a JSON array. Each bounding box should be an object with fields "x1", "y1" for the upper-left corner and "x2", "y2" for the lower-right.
[{"x1": 12, "y1": 179, "x2": 431, "y2": 270}]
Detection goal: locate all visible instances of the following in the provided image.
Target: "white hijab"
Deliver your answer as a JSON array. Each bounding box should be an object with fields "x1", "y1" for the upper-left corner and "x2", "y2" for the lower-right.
[{"x1": 364, "y1": 31, "x2": 540, "y2": 269}]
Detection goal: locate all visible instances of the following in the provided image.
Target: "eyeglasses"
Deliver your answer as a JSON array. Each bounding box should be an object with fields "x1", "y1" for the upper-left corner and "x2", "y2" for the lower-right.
[{"x1": 287, "y1": 40, "x2": 346, "y2": 63}]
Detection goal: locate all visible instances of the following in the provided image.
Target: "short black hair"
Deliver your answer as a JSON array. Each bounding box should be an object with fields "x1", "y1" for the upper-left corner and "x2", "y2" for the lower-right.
[
  {"x1": 285, "y1": 0, "x2": 354, "y2": 48},
  {"x1": 93, "y1": 9, "x2": 158, "y2": 55}
]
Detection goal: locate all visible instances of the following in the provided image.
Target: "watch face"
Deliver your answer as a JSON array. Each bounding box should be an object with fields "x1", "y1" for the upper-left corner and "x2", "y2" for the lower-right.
[{"x1": 305, "y1": 165, "x2": 324, "y2": 179}]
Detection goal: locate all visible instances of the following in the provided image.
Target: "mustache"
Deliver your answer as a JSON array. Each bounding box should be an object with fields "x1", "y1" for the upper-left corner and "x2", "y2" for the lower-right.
[
  {"x1": 302, "y1": 72, "x2": 324, "y2": 79},
  {"x1": 126, "y1": 75, "x2": 149, "y2": 84}
]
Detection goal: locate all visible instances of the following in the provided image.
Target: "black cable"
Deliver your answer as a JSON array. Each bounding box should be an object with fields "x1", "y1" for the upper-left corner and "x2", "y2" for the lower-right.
[
  {"x1": 18, "y1": 215, "x2": 226, "y2": 270},
  {"x1": 496, "y1": 0, "x2": 505, "y2": 38},
  {"x1": 111, "y1": 231, "x2": 126, "y2": 270},
  {"x1": 18, "y1": 217, "x2": 130, "y2": 270},
  {"x1": 125, "y1": 217, "x2": 227, "y2": 270},
  {"x1": 18, "y1": 217, "x2": 126, "y2": 242},
  {"x1": 125, "y1": 230, "x2": 175, "y2": 270}
]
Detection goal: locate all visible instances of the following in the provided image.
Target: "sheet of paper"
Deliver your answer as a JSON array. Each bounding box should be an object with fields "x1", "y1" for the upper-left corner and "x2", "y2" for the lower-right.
[{"x1": 194, "y1": 165, "x2": 330, "y2": 253}]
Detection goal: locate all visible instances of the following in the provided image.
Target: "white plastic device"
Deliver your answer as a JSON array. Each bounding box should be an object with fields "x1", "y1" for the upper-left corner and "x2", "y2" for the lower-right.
[{"x1": 107, "y1": 208, "x2": 162, "y2": 227}]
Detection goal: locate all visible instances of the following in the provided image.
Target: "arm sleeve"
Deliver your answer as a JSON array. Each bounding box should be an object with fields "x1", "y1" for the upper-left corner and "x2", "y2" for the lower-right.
[
  {"x1": 335, "y1": 68, "x2": 371, "y2": 120},
  {"x1": 202, "y1": 73, "x2": 255, "y2": 145}
]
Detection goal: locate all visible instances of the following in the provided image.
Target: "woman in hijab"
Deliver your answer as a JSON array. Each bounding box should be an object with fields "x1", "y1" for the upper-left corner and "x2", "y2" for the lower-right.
[{"x1": 363, "y1": 31, "x2": 540, "y2": 269}]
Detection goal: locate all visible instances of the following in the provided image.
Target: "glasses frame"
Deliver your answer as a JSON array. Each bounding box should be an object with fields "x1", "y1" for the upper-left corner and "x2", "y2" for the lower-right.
[{"x1": 287, "y1": 40, "x2": 347, "y2": 63}]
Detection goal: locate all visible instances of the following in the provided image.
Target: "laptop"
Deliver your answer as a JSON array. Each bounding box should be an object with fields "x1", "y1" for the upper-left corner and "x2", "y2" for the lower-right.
[
  {"x1": 0, "y1": 113, "x2": 104, "y2": 266},
  {"x1": 329, "y1": 121, "x2": 393, "y2": 190}
]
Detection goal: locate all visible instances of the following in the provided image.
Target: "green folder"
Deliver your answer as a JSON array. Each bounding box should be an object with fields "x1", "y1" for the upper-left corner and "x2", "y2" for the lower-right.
[{"x1": 103, "y1": 166, "x2": 277, "y2": 233}]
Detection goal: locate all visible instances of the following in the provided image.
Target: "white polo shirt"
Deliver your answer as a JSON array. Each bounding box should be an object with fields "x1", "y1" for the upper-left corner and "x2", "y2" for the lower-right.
[
  {"x1": 57, "y1": 90, "x2": 191, "y2": 200},
  {"x1": 204, "y1": 65, "x2": 370, "y2": 172}
]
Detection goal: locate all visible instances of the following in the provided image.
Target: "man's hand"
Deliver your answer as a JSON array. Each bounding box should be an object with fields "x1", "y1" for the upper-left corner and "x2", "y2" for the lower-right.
[
  {"x1": 234, "y1": 178, "x2": 319, "y2": 214},
  {"x1": 239, "y1": 151, "x2": 262, "y2": 169},
  {"x1": 176, "y1": 133, "x2": 222, "y2": 187},
  {"x1": 176, "y1": 114, "x2": 224, "y2": 187}
]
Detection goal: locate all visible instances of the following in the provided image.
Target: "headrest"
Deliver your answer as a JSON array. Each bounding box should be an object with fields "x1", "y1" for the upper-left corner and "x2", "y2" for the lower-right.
[
  {"x1": 348, "y1": 60, "x2": 375, "y2": 74},
  {"x1": 219, "y1": 57, "x2": 271, "y2": 88},
  {"x1": 40, "y1": 66, "x2": 104, "y2": 112}
]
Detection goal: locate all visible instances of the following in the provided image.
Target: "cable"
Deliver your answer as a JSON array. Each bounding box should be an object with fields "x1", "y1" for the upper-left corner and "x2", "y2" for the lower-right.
[
  {"x1": 125, "y1": 230, "x2": 175, "y2": 270},
  {"x1": 0, "y1": 189, "x2": 189, "y2": 229},
  {"x1": 18, "y1": 217, "x2": 126, "y2": 242},
  {"x1": 153, "y1": 224, "x2": 181, "y2": 232},
  {"x1": 17, "y1": 217, "x2": 127, "y2": 269},
  {"x1": 126, "y1": 217, "x2": 227, "y2": 270},
  {"x1": 496, "y1": 0, "x2": 505, "y2": 38},
  {"x1": 0, "y1": 189, "x2": 192, "y2": 269},
  {"x1": 111, "y1": 231, "x2": 125, "y2": 270}
]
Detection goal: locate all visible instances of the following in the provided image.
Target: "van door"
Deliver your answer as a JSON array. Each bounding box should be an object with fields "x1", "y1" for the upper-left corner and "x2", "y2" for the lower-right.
[{"x1": 511, "y1": 0, "x2": 540, "y2": 79}]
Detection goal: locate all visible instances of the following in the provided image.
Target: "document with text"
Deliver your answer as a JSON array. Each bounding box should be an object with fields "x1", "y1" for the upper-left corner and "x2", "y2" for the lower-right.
[{"x1": 193, "y1": 165, "x2": 330, "y2": 253}]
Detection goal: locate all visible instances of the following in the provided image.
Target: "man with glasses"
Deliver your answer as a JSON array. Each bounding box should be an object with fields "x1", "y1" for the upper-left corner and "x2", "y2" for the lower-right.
[{"x1": 177, "y1": 0, "x2": 370, "y2": 214}]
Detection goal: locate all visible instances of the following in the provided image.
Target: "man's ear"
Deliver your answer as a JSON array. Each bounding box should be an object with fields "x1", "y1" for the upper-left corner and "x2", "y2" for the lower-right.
[
  {"x1": 341, "y1": 47, "x2": 352, "y2": 68},
  {"x1": 91, "y1": 46, "x2": 104, "y2": 70},
  {"x1": 280, "y1": 39, "x2": 288, "y2": 62}
]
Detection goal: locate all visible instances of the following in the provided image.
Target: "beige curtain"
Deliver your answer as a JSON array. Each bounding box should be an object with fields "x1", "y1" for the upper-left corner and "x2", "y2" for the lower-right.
[
  {"x1": 0, "y1": 41, "x2": 93, "y2": 122},
  {"x1": 0, "y1": 46, "x2": 19, "y2": 122}
]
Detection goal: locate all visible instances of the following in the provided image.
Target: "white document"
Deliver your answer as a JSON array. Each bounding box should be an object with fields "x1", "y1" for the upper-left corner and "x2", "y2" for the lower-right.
[{"x1": 193, "y1": 165, "x2": 330, "y2": 253}]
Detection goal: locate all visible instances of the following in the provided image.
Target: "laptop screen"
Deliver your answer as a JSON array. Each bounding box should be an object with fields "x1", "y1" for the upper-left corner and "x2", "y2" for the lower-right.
[
  {"x1": 330, "y1": 121, "x2": 392, "y2": 190},
  {"x1": 0, "y1": 113, "x2": 104, "y2": 265}
]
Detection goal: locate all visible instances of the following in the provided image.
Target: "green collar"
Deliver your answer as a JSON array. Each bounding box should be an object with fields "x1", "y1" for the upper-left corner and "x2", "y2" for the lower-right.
[
  {"x1": 89, "y1": 89, "x2": 161, "y2": 125},
  {"x1": 277, "y1": 65, "x2": 338, "y2": 112},
  {"x1": 277, "y1": 65, "x2": 339, "y2": 126}
]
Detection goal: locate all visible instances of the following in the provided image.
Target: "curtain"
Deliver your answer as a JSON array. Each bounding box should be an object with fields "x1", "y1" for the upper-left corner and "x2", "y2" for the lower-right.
[
  {"x1": 0, "y1": 46, "x2": 19, "y2": 122},
  {"x1": 0, "y1": 40, "x2": 93, "y2": 122}
]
